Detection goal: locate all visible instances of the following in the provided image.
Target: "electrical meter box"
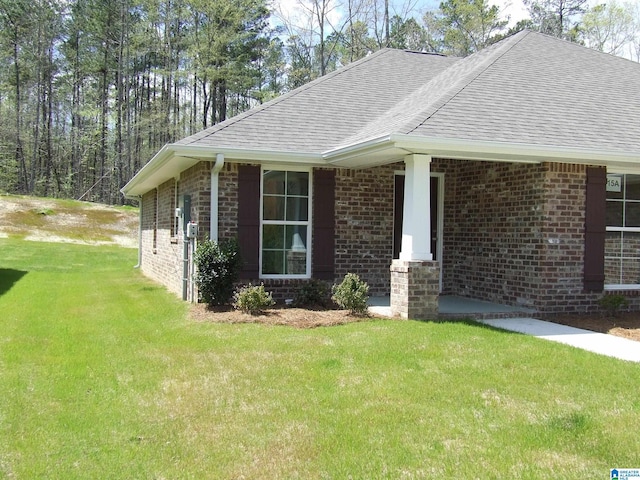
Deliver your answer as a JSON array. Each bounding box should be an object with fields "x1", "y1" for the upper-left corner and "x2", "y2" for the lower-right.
[
  {"x1": 180, "y1": 195, "x2": 191, "y2": 232},
  {"x1": 186, "y1": 222, "x2": 198, "y2": 239}
]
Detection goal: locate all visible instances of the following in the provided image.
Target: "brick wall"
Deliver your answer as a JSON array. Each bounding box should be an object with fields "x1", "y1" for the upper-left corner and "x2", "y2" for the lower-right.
[
  {"x1": 139, "y1": 158, "x2": 640, "y2": 313},
  {"x1": 334, "y1": 164, "x2": 399, "y2": 295},
  {"x1": 438, "y1": 160, "x2": 547, "y2": 308},
  {"x1": 140, "y1": 162, "x2": 210, "y2": 297},
  {"x1": 437, "y1": 160, "x2": 626, "y2": 313},
  {"x1": 214, "y1": 162, "x2": 400, "y2": 300},
  {"x1": 218, "y1": 162, "x2": 239, "y2": 241},
  {"x1": 535, "y1": 163, "x2": 591, "y2": 313}
]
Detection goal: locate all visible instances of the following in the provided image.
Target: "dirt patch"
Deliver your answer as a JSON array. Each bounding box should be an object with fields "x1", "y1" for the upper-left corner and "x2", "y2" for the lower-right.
[
  {"x1": 189, "y1": 303, "x2": 388, "y2": 329},
  {"x1": 540, "y1": 312, "x2": 640, "y2": 342},
  {"x1": 0, "y1": 195, "x2": 138, "y2": 248}
]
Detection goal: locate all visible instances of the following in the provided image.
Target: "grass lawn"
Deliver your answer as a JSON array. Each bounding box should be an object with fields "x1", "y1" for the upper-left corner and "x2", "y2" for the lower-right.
[{"x1": 1, "y1": 238, "x2": 639, "y2": 479}]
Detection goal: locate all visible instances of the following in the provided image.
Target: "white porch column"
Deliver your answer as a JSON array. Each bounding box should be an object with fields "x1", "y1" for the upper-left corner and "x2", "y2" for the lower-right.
[
  {"x1": 391, "y1": 154, "x2": 439, "y2": 319},
  {"x1": 400, "y1": 154, "x2": 432, "y2": 261}
]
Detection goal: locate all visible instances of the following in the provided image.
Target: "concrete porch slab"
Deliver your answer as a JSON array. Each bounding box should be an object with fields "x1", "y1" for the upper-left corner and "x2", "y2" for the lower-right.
[{"x1": 368, "y1": 295, "x2": 536, "y2": 319}]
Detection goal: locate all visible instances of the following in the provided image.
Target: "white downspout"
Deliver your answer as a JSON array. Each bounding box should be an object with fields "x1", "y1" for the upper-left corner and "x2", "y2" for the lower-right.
[{"x1": 210, "y1": 153, "x2": 225, "y2": 241}]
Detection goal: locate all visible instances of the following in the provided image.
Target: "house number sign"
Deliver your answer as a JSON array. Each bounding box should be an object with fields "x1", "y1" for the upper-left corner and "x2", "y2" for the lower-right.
[{"x1": 607, "y1": 174, "x2": 622, "y2": 193}]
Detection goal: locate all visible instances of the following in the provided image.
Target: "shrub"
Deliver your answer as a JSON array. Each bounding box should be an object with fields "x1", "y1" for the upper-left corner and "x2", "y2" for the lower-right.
[
  {"x1": 331, "y1": 273, "x2": 369, "y2": 315},
  {"x1": 194, "y1": 238, "x2": 242, "y2": 306},
  {"x1": 293, "y1": 279, "x2": 331, "y2": 308},
  {"x1": 233, "y1": 284, "x2": 275, "y2": 314},
  {"x1": 598, "y1": 294, "x2": 629, "y2": 316}
]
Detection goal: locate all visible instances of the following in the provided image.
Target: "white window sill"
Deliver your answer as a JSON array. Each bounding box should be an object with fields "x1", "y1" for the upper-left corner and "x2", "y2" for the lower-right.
[{"x1": 604, "y1": 285, "x2": 640, "y2": 291}]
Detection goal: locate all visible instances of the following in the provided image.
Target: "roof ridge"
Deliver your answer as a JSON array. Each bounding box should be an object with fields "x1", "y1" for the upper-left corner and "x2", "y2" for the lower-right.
[
  {"x1": 404, "y1": 30, "x2": 531, "y2": 135},
  {"x1": 178, "y1": 49, "x2": 395, "y2": 146},
  {"x1": 335, "y1": 30, "x2": 531, "y2": 147}
]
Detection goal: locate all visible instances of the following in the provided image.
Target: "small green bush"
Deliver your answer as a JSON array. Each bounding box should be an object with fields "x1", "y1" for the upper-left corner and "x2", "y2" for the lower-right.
[
  {"x1": 598, "y1": 294, "x2": 629, "y2": 316},
  {"x1": 233, "y1": 283, "x2": 275, "y2": 314},
  {"x1": 293, "y1": 279, "x2": 331, "y2": 308},
  {"x1": 331, "y1": 273, "x2": 369, "y2": 315},
  {"x1": 194, "y1": 238, "x2": 242, "y2": 306}
]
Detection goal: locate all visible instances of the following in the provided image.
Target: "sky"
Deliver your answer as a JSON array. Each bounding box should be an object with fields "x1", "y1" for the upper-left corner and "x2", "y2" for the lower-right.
[
  {"x1": 273, "y1": 0, "x2": 640, "y2": 61},
  {"x1": 491, "y1": 0, "x2": 528, "y2": 26},
  {"x1": 273, "y1": 0, "x2": 612, "y2": 32},
  {"x1": 273, "y1": 0, "x2": 531, "y2": 32}
]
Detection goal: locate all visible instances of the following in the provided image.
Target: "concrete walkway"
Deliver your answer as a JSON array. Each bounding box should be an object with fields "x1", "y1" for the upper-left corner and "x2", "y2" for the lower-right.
[
  {"x1": 367, "y1": 297, "x2": 640, "y2": 363},
  {"x1": 479, "y1": 318, "x2": 640, "y2": 363}
]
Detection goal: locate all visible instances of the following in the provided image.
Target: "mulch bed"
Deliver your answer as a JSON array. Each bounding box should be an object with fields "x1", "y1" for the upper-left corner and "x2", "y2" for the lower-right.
[
  {"x1": 540, "y1": 312, "x2": 640, "y2": 342},
  {"x1": 190, "y1": 303, "x2": 640, "y2": 342},
  {"x1": 189, "y1": 303, "x2": 382, "y2": 329}
]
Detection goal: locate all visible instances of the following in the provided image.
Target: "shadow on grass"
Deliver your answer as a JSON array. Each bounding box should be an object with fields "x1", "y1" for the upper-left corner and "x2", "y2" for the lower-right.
[{"x1": 0, "y1": 269, "x2": 28, "y2": 297}]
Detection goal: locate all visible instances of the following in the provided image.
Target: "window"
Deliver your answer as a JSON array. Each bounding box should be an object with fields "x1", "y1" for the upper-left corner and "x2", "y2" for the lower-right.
[
  {"x1": 605, "y1": 174, "x2": 640, "y2": 288},
  {"x1": 171, "y1": 179, "x2": 179, "y2": 239},
  {"x1": 152, "y1": 188, "x2": 158, "y2": 253},
  {"x1": 261, "y1": 168, "x2": 311, "y2": 277}
]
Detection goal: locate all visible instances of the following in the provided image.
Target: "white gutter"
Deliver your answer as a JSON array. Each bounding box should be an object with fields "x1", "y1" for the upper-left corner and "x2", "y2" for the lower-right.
[
  {"x1": 175, "y1": 144, "x2": 324, "y2": 164},
  {"x1": 121, "y1": 143, "x2": 325, "y2": 199},
  {"x1": 121, "y1": 145, "x2": 174, "y2": 199},
  {"x1": 389, "y1": 134, "x2": 640, "y2": 169},
  {"x1": 323, "y1": 135, "x2": 398, "y2": 163},
  {"x1": 324, "y1": 133, "x2": 640, "y2": 171},
  {"x1": 122, "y1": 134, "x2": 640, "y2": 199},
  {"x1": 210, "y1": 153, "x2": 225, "y2": 241}
]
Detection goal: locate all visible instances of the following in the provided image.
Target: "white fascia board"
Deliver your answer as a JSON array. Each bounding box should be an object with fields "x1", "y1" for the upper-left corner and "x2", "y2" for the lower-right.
[
  {"x1": 174, "y1": 144, "x2": 324, "y2": 165},
  {"x1": 122, "y1": 135, "x2": 640, "y2": 199},
  {"x1": 324, "y1": 133, "x2": 640, "y2": 170},
  {"x1": 324, "y1": 135, "x2": 397, "y2": 162},
  {"x1": 391, "y1": 134, "x2": 640, "y2": 170},
  {"x1": 121, "y1": 145, "x2": 174, "y2": 199},
  {"x1": 121, "y1": 143, "x2": 326, "y2": 198}
]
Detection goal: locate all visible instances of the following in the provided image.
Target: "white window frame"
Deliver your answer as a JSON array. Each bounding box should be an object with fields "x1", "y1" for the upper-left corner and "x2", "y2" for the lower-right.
[
  {"x1": 259, "y1": 165, "x2": 312, "y2": 279},
  {"x1": 604, "y1": 173, "x2": 640, "y2": 290}
]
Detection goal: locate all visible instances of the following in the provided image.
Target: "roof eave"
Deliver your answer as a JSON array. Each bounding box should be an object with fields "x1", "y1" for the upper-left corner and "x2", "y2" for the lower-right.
[
  {"x1": 121, "y1": 145, "x2": 176, "y2": 199},
  {"x1": 120, "y1": 144, "x2": 325, "y2": 198},
  {"x1": 392, "y1": 135, "x2": 640, "y2": 171},
  {"x1": 122, "y1": 135, "x2": 640, "y2": 198},
  {"x1": 326, "y1": 134, "x2": 640, "y2": 171}
]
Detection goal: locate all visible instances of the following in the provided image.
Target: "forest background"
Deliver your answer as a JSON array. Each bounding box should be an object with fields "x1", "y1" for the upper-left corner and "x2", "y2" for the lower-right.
[{"x1": 1, "y1": 0, "x2": 639, "y2": 205}]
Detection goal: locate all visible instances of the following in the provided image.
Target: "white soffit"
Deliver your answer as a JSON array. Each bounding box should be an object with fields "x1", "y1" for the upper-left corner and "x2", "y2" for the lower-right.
[{"x1": 122, "y1": 136, "x2": 640, "y2": 198}]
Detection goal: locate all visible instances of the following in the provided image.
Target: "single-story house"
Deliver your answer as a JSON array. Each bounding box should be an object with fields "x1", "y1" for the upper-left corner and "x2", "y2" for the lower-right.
[{"x1": 122, "y1": 29, "x2": 640, "y2": 317}]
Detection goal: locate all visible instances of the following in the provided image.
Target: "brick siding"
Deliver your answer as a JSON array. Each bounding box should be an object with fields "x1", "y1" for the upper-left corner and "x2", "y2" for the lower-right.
[
  {"x1": 139, "y1": 158, "x2": 640, "y2": 313},
  {"x1": 216, "y1": 162, "x2": 400, "y2": 301},
  {"x1": 437, "y1": 160, "x2": 637, "y2": 313},
  {"x1": 334, "y1": 164, "x2": 399, "y2": 295},
  {"x1": 140, "y1": 163, "x2": 210, "y2": 297}
]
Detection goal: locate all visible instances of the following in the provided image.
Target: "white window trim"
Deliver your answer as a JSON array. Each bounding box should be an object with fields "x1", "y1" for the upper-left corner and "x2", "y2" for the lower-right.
[
  {"x1": 606, "y1": 226, "x2": 640, "y2": 233},
  {"x1": 259, "y1": 165, "x2": 312, "y2": 279},
  {"x1": 605, "y1": 172, "x2": 640, "y2": 289},
  {"x1": 605, "y1": 284, "x2": 640, "y2": 291}
]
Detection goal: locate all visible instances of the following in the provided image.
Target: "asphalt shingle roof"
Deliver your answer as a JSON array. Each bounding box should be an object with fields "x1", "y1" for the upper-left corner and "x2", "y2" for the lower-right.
[
  {"x1": 177, "y1": 30, "x2": 640, "y2": 156},
  {"x1": 407, "y1": 30, "x2": 640, "y2": 154},
  {"x1": 177, "y1": 49, "x2": 458, "y2": 153}
]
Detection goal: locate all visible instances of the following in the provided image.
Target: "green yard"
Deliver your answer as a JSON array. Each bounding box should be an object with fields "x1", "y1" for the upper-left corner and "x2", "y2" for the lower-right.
[{"x1": 1, "y1": 238, "x2": 639, "y2": 479}]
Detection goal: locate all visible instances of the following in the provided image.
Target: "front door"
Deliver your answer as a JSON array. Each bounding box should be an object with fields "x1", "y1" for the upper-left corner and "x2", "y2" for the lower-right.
[{"x1": 393, "y1": 173, "x2": 443, "y2": 288}]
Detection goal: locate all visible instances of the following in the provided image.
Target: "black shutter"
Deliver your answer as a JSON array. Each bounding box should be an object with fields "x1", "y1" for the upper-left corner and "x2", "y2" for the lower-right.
[
  {"x1": 584, "y1": 167, "x2": 606, "y2": 292},
  {"x1": 238, "y1": 165, "x2": 260, "y2": 279},
  {"x1": 313, "y1": 169, "x2": 335, "y2": 280}
]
